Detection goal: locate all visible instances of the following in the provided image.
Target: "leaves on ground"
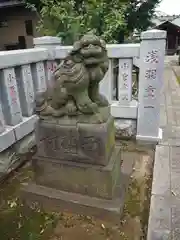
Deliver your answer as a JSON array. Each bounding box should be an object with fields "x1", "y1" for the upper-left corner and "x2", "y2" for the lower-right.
[{"x1": 0, "y1": 148, "x2": 153, "y2": 240}]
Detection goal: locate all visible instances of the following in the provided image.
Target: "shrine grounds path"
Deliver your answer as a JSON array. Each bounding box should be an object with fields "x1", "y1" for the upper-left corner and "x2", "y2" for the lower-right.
[{"x1": 147, "y1": 59, "x2": 180, "y2": 239}]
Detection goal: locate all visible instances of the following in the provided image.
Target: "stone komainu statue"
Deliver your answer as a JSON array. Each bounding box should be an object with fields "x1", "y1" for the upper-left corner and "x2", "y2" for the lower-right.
[{"x1": 36, "y1": 33, "x2": 109, "y2": 119}]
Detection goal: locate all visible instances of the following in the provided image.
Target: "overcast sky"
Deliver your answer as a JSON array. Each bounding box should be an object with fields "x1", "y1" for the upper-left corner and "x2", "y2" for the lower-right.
[{"x1": 157, "y1": 0, "x2": 180, "y2": 15}]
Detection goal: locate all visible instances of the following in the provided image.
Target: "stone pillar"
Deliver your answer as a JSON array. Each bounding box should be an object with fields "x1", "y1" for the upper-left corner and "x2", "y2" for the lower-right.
[
  {"x1": 16, "y1": 64, "x2": 35, "y2": 117},
  {"x1": 118, "y1": 58, "x2": 133, "y2": 103},
  {"x1": 33, "y1": 36, "x2": 61, "y2": 89},
  {"x1": 33, "y1": 36, "x2": 61, "y2": 60},
  {"x1": 31, "y1": 62, "x2": 47, "y2": 93},
  {"x1": 1, "y1": 68, "x2": 23, "y2": 126},
  {"x1": 0, "y1": 103, "x2": 5, "y2": 134},
  {"x1": 33, "y1": 36, "x2": 62, "y2": 50},
  {"x1": 136, "y1": 29, "x2": 167, "y2": 143},
  {"x1": 99, "y1": 60, "x2": 113, "y2": 103}
]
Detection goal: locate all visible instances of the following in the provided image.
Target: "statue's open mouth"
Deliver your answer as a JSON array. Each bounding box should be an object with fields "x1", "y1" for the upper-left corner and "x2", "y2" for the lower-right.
[
  {"x1": 80, "y1": 47, "x2": 102, "y2": 57},
  {"x1": 84, "y1": 57, "x2": 106, "y2": 65}
]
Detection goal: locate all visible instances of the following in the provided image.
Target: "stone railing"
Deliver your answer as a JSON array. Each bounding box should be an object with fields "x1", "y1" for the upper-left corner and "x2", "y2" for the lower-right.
[{"x1": 0, "y1": 30, "x2": 166, "y2": 176}]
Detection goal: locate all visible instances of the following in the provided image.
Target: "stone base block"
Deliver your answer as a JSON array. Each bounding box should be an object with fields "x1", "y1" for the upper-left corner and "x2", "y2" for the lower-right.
[
  {"x1": 13, "y1": 115, "x2": 39, "y2": 141},
  {"x1": 21, "y1": 183, "x2": 124, "y2": 224},
  {"x1": 33, "y1": 147, "x2": 121, "y2": 200},
  {"x1": 115, "y1": 119, "x2": 136, "y2": 139},
  {"x1": 14, "y1": 132, "x2": 36, "y2": 155},
  {"x1": 0, "y1": 126, "x2": 15, "y2": 152},
  {"x1": 0, "y1": 147, "x2": 18, "y2": 175},
  {"x1": 136, "y1": 128, "x2": 162, "y2": 144},
  {"x1": 0, "y1": 132, "x2": 37, "y2": 181},
  {"x1": 111, "y1": 100, "x2": 138, "y2": 119},
  {"x1": 21, "y1": 146, "x2": 135, "y2": 223},
  {"x1": 35, "y1": 115, "x2": 115, "y2": 166}
]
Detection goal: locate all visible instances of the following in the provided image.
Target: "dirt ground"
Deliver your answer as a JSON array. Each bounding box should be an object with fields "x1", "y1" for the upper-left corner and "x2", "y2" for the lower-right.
[{"x1": 0, "y1": 147, "x2": 153, "y2": 240}]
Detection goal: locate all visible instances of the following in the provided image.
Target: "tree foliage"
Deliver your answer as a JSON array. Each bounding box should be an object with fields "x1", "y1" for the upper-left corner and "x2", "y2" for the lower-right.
[
  {"x1": 24, "y1": 0, "x2": 160, "y2": 44},
  {"x1": 125, "y1": 0, "x2": 161, "y2": 33},
  {"x1": 24, "y1": 0, "x2": 128, "y2": 44}
]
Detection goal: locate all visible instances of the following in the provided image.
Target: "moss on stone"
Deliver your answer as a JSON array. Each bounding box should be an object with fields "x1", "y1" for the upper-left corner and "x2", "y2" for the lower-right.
[{"x1": 177, "y1": 76, "x2": 180, "y2": 84}]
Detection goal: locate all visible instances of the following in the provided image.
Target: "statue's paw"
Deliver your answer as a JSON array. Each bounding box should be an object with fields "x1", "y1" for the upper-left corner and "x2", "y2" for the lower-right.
[
  {"x1": 78, "y1": 102, "x2": 98, "y2": 114},
  {"x1": 66, "y1": 101, "x2": 77, "y2": 116},
  {"x1": 40, "y1": 106, "x2": 53, "y2": 116},
  {"x1": 52, "y1": 108, "x2": 66, "y2": 117}
]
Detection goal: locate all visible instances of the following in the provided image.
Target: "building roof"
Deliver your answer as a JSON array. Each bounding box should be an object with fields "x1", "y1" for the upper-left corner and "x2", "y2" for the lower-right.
[
  {"x1": 152, "y1": 14, "x2": 180, "y2": 29},
  {"x1": 0, "y1": 0, "x2": 23, "y2": 8},
  {"x1": 172, "y1": 17, "x2": 180, "y2": 27}
]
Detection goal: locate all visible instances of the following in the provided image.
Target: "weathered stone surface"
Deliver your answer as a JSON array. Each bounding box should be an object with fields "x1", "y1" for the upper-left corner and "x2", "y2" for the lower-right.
[
  {"x1": 21, "y1": 182, "x2": 124, "y2": 224},
  {"x1": 115, "y1": 119, "x2": 136, "y2": 139},
  {"x1": 172, "y1": 205, "x2": 180, "y2": 230},
  {"x1": 21, "y1": 143, "x2": 136, "y2": 223},
  {"x1": 148, "y1": 229, "x2": 171, "y2": 240},
  {"x1": 160, "y1": 126, "x2": 180, "y2": 146},
  {"x1": 35, "y1": 116, "x2": 115, "y2": 166},
  {"x1": 0, "y1": 147, "x2": 20, "y2": 174},
  {"x1": 147, "y1": 66, "x2": 180, "y2": 240},
  {"x1": 0, "y1": 68, "x2": 23, "y2": 126},
  {"x1": 36, "y1": 33, "x2": 109, "y2": 121},
  {"x1": 0, "y1": 126, "x2": 16, "y2": 152},
  {"x1": 170, "y1": 147, "x2": 180, "y2": 199},
  {"x1": 151, "y1": 146, "x2": 170, "y2": 196},
  {"x1": 160, "y1": 104, "x2": 167, "y2": 127},
  {"x1": 171, "y1": 146, "x2": 180, "y2": 174},
  {"x1": 14, "y1": 132, "x2": 36, "y2": 155},
  {"x1": 137, "y1": 30, "x2": 166, "y2": 143},
  {"x1": 13, "y1": 115, "x2": 38, "y2": 141},
  {"x1": 147, "y1": 195, "x2": 171, "y2": 240},
  {"x1": 33, "y1": 147, "x2": 121, "y2": 200},
  {"x1": 148, "y1": 195, "x2": 171, "y2": 230},
  {"x1": 173, "y1": 228, "x2": 180, "y2": 240},
  {"x1": 0, "y1": 132, "x2": 37, "y2": 179}
]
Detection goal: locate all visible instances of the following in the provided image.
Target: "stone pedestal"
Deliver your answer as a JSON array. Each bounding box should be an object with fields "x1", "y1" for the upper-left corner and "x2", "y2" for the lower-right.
[
  {"x1": 21, "y1": 115, "x2": 124, "y2": 222},
  {"x1": 32, "y1": 147, "x2": 120, "y2": 200},
  {"x1": 35, "y1": 116, "x2": 115, "y2": 166}
]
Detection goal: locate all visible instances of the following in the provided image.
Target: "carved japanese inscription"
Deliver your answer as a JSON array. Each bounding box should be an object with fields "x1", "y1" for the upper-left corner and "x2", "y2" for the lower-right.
[
  {"x1": 80, "y1": 136, "x2": 102, "y2": 154},
  {"x1": 144, "y1": 50, "x2": 159, "y2": 64},
  {"x1": 142, "y1": 49, "x2": 160, "y2": 108},
  {"x1": 43, "y1": 129, "x2": 78, "y2": 156},
  {"x1": 118, "y1": 58, "x2": 132, "y2": 103}
]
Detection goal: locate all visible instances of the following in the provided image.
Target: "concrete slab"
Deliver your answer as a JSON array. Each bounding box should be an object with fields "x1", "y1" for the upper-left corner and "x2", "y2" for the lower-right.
[{"x1": 147, "y1": 67, "x2": 180, "y2": 239}]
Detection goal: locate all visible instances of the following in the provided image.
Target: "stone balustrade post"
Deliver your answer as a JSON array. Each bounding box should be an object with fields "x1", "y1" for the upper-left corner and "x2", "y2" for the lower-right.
[
  {"x1": 33, "y1": 36, "x2": 61, "y2": 60},
  {"x1": 33, "y1": 36, "x2": 61, "y2": 49},
  {"x1": 136, "y1": 29, "x2": 167, "y2": 143},
  {"x1": 33, "y1": 36, "x2": 61, "y2": 89}
]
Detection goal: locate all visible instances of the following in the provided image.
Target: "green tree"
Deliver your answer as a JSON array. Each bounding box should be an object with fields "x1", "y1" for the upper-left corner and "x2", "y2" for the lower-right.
[
  {"x1": 125, "y1": 0, "x2": 161, "y2": 34},
  {"x1": 24, "y1": 0, "x2": 160, "y2": 43},
  {"x1": 24, "y1": 0, "x2": 129, "y2": 44}
]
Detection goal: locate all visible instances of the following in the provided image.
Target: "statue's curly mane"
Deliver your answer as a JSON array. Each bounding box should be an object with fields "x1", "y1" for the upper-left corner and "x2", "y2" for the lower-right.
[{"x1": 35, "y1": 33, "x2": 109, "y2": 122}]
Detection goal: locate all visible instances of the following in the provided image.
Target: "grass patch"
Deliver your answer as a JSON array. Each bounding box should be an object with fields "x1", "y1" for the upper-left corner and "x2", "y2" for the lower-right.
[
  {"x1": 0, "y1": 199, "x2": 58, "y2": 240},
  {"x1": 119, "y1": 152, "x2": 153, "y2": 239},
  {"x1": 0, "y1": 165, "x2": 59, "y2": 240}
]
